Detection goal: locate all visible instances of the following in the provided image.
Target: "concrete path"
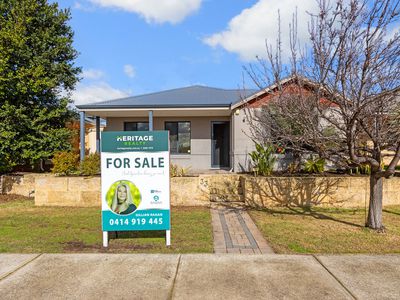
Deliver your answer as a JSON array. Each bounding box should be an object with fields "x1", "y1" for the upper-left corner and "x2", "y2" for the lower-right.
[
  {"x1": 1, "y1": 254, "x2": 399, "y2": 299},
  {"x1": 211, "y1": 203, "x2": 274, "y2": 254}
]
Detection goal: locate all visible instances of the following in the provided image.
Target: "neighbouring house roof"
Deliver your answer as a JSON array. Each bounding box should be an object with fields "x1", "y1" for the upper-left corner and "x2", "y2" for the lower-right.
[
  {"x1": 231, "y1": 76, "x2": 323, "y2": 109},
  {"x1": 76, "y1": 85, "x2": 257, "y2": 110}
]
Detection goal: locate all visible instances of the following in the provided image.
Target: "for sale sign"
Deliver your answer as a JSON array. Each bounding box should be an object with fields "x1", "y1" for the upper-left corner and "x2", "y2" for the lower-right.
[{"x1": 101, "y1": 131, "x2": 170, "y2": 232}]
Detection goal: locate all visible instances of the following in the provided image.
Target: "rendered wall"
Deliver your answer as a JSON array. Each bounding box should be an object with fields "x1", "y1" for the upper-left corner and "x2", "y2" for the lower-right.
[{"x1": 106, "y1": 116, "x2": 230, "y2": 172}]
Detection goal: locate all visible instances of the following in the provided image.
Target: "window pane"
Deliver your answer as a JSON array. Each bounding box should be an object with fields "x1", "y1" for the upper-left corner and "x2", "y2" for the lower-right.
[
  {"x1": 124, "y1": 122, "x2": 149, "y2": 131},
  {"x1": 165, "y1": 122, "x2": 191, "y2": 154},
  {"x1": 124, "y1": 122, "x2": 137, "y2": 131},
  {"x1": 137, "y1": 122, "x2": 149, "y2": 131},
  {"x1": 165, "y1": 122, "x2": 178, "y2": 153},
  {"x1": 178, "y1": 122, "x2": 191, "y2": 154}
]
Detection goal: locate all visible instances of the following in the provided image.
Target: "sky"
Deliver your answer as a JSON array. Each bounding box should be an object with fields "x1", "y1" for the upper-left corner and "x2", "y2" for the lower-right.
[{"x1": 56, "y1": 0, "x2": 321, "y2": 105}]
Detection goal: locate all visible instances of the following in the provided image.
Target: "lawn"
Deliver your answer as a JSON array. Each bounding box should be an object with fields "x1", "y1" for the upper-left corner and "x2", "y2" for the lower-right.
[
  {"x1": 0, "y1": 196, "x2": 213, "y2": 253},
  {"x1": 249, "y1": 205, "x2": 400, "y2": 254}
]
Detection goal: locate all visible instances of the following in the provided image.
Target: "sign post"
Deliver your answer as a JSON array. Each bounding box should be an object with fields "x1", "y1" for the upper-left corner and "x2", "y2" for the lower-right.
[{"x1": 101, "y1": 131, "x2": 171, "y2": 247}]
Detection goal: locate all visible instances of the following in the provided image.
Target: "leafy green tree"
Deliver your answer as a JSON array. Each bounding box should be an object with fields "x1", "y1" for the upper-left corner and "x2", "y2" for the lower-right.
[{"x1": 0, "y1": 0, "x2": 80, "y2": 172}]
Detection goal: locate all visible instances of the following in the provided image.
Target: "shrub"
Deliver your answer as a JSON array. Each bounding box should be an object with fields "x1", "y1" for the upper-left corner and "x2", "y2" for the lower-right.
[
  {"x1": 356, "y1": 164, "x2": 371, "y2": 175},
  {"x1": 51, "y1": 151, "x2": 79, "y2": 175},
  {"x1": 287, "y1": 162, "x2": 301, "y2": 174},
  {"x1": 170, "y1": 164, "x2": 189, "y2": 177},
  {"x1": 303, "y1": 157, "x2": 325, "y2": 174},
  {"x1": 0, "y1": 156, "x2": 13, "y2": 174},
  {"x1": 383, "y1": 165, "x2": 400, "y2": 172},
  {"x1": 249, "y1": 143, "x2": 276, "y2": 176},
  {"x1": 80, "y1": 153, "x2": 100, "y2": 176}
]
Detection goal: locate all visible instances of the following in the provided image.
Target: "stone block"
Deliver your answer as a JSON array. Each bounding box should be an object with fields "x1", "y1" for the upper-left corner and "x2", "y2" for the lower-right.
[
  {"x1": 47, "y1": 191, "x2": 80, "y2": 206},
  {"x1": 35, "y1": 177, "x2": 68, "y2": 191},
  {"x1": 34, "y1": 190, "x2": 48, "y2": 206},
  {"x1": 336, "y1": 177, "x2": 350, "y2": 188},
  {"x1": 349, "y1": 177, "x2": 368, "y2": 189},
  {"x1": 383, "y1": 192, "x2": 400, "y2": 205},
  {"x1": 80, "y1": 191, "x2": 101, "y2": 206},
  {"x1": 68, "y1": 177, "x2": 100, "y2": 192},
  {"x1": 384, "y1": 177, "x2": 400, "y2": 193},
  {"x1": 170, "y1": 177, "x2": 208, "y2": 206}
]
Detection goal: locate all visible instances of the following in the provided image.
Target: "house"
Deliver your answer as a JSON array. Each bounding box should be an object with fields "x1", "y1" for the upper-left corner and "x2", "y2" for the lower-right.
[
  {"x1": 83, "y1": 117, "x2": 106, "y2": 154},
  {"x1": 76, "y1": 78, "x2": 317, "y2": 173},
  {"x1": 68, "y1": 116, "x2": 106, "y2": 154}
]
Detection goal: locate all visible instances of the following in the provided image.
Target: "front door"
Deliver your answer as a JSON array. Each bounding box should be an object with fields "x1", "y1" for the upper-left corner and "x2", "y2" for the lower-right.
[{"x1": 211, "y1": 122, "x2": 230, "y2": 168}]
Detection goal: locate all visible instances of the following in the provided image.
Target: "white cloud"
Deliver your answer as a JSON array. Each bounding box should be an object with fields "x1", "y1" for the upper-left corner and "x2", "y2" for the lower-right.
[
  {"x1": 89, "y1": 0, "x2": 202, "y2": 24},
  {"x1": 71, "y1": 82, "x2": 129, "y2": 105},
  {"x1": 123, "y1": 64, "x2": 136, "y2": 78},
  {"x1": 204, "y1": 0, "x2": 318, "y2": 61},
  {"x1": 73, "y1": 2, "x2": 83, "y2": 9},
  {"x1": 73, "y1": 1, "x2": 97, "y2": 12},
  {"x1": 82, "y1": 68, "x2": 105, "y2": 80}
]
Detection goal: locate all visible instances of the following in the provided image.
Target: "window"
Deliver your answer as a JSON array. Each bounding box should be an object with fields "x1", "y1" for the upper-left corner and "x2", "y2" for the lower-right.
[
  {"x1": 165, "y1": 122, "x2": 191, "y2": 154},
  {"x1": 124, "y1": 122, "x2": 149, "y2": 131}
]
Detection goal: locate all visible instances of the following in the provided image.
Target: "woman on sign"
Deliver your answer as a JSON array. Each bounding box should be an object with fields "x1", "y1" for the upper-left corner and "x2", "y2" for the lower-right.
[{"x1": 111, "y1": 183, "x2": 137, "y2": 215}]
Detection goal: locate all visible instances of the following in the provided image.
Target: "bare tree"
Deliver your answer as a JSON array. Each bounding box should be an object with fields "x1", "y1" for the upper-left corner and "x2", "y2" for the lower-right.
[{"x1": 245, "y1": 0, "x2": 400, "y2": 230}]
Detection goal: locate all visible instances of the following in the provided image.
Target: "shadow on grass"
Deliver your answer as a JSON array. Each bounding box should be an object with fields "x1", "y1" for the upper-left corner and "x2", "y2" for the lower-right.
[
  {"x1": 383, "y1": 209, "x2": 400, "y2": 216},
  {"x1": 62, "y1": 231, "x2": 167, "y2": 252},
  {"x1": 251, "y1": 206, "x2": 364, "y2": 229},
  {"x1": 110, "y1": 230, "x2": 166, "y2": 239},
  {"x1": 213, "y1": 197, "x2": 363, "y2": 229}
]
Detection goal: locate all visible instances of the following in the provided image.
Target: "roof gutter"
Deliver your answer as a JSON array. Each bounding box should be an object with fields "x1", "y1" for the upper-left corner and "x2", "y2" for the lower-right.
[{"x1": 76, "y1": 104, "x2": 232, "y2": 111}]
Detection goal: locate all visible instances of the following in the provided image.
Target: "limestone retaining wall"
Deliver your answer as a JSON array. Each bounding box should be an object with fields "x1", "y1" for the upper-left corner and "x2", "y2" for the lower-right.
[
  {"x1": 33, "y1": 176, "x2": 211, "y2": 207},
  {"x1": 35, "y1": 176, "x2": 101, "y2": 207},
  {"x1": 1, "y1": 173, "x2": 50, "y2": 197},
  {"x1": 170, "y1": 177, "x2": 208, "y2": 206},
  {"x1": 4, "y1": 173, "x2": 400, "y2": 208},
  {"x1": 243, "y1": 176, "x2": 400, "y2": 208}
]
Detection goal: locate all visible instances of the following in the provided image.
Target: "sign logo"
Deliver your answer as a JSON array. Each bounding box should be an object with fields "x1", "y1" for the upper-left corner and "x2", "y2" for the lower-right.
[{"x1": 116, "y1": 135, "x2": 154, "y2": 142}]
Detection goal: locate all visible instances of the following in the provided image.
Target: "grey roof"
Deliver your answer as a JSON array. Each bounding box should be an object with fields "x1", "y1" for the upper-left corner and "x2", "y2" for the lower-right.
[{"x1": 76, "y1": 85, "x2": 257, "y2": 109}]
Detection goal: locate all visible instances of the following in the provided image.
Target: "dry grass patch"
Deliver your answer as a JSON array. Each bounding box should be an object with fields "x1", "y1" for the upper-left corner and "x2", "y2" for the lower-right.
[{"x1": 249, "y1": 206, "x2": 400, "y2": 254}]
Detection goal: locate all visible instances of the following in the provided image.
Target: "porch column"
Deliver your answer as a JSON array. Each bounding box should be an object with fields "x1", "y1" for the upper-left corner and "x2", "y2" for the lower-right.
[
  {"x1": 95, "y1": 116, "x2": 100, "y2": 153},
  {"x1": 80, "y1": 111, "x2": 85, "y2": 162},
  {"x1": 149, "y1": 110, "x2": 153, "y2": 131}
]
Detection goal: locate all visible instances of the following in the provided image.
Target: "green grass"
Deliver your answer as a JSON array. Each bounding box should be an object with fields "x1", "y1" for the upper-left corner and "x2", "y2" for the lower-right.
[
  {"x1": 0, "y1": 198, "x2": 213, "y2": 253},
  {"x1": 249, "y1": 206, "x2": 400, "y2": 254}
]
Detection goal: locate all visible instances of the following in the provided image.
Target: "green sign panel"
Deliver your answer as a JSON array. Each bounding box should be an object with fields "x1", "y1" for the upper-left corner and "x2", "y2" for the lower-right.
[{"x1": 101, "y1": 131, "x2": 170, "y2": 232}]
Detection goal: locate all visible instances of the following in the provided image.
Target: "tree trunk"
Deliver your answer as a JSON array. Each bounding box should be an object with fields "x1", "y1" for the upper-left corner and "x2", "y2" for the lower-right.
[{"x1": 366, "y1": 173, "x2": 384, "y2": 230}]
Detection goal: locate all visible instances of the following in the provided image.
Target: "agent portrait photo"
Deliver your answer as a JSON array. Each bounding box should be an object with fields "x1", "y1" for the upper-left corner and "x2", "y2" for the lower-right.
[{"x1": 110, "y1": 182, "x2": 138, "y2": 215}]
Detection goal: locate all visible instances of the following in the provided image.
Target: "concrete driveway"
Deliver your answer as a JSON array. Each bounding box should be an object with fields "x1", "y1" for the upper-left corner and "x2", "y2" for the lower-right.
[{"x1": 0, "y1": 254, "x2": 399, "y2": 299}]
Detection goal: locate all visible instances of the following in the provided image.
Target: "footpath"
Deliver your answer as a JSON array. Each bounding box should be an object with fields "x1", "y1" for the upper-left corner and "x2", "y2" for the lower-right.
[
  {"x1": 211, "y1": 203, "x2": 274, "y2": 254},
  {"x1": 0, "y1": 253, "x2": 399, "y2": 299}
]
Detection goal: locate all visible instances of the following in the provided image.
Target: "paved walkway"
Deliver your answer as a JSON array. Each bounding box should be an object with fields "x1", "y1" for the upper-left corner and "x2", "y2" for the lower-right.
[
  {"x1": 211, "y1": 203, "x2": 274, "y2": 254},
  {"x1": 1, "y1": 254, "x2": 400, "y2": 299}
]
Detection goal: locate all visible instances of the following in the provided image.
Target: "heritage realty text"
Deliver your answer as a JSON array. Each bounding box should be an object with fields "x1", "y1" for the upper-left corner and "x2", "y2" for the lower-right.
[
  {"x1": 106, "y1": 157, "x2": 165, "y2": 169},
  {"x1": 116, "y1": 135, "x2": 154, "y2": 142}
]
